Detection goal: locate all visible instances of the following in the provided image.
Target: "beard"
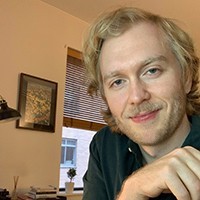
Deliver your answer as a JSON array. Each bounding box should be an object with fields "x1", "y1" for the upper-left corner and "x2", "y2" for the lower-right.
[{"x1": 113, "y1": 93, "x2": 187, "y2": 147}]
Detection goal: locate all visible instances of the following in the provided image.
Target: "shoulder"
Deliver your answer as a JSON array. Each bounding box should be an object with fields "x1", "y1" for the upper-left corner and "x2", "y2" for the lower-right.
[
  {"x1": 190, "y1": 115, "x2": 200, "y2": 126},
  {"x1": 183, "y1": 115, "x2": 200, "y2": 148},
  {"x1": 191, "y1": 115, "x2": 200, "y2": 120}
]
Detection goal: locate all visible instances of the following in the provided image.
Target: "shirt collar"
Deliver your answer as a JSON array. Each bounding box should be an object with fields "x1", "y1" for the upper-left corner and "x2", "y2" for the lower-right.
[
  {"x1": 182, "y1": 115, "x2": 200, "y2": 150},
  {"x1": 127, "y1": 139, "x2": 144, "y2": 168}
]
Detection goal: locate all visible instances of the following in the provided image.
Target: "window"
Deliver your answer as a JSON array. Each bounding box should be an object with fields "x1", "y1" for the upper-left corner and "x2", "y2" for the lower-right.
[
  {"x1": 61, "y1": 138, "x2": 77, "y2": 168},
  {"x1": 59, "y1": 127, "x2": 96, "y2": 189},
  {"x1": 63, "y1": 47, "x2": 106, "y2": 130},
  {"x1": 60, "y1": 47, "x2": 106, "y2": 189}
]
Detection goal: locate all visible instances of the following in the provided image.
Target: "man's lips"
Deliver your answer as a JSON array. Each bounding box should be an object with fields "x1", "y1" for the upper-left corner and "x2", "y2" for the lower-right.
[{"x1": 131, "y1": 110, "x2": 159, "y2": 123}]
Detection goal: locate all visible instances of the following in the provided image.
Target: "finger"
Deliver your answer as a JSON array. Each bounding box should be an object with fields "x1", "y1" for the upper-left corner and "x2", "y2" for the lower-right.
[
  {"x1": 177, "y1": 148, "x2": 200, "y2": 200},
  {"x1": 165, "y1": 171, "x2": 191, "y2": 200},
  {"x1": 177, "y1": 163, "x2": 200, "y2": 200},
  {"x1": 185, "y1": 148, "x2": 200, "y2": 178},
  {"x1": 171, "y1": 147, "x2": 200, "y2": 179},
  {"x1": 184, "y1": 146, "x2": 200, "y2": 161}
]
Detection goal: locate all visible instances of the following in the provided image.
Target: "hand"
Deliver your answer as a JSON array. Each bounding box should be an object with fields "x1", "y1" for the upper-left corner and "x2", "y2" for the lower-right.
[{"x1": 117, "y1": 146, "x2": 200, "y2": 200}]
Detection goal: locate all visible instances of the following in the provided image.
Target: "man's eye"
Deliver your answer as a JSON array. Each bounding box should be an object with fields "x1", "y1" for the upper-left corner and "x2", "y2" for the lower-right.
[
  {"x1": 147, "y1": 68, "x2": 158, "y2": 74},
  {"x1": 145, "y1": 68, "x2": 161, "y2": 77},
  {"x1": 111, "y1": 79, "x2": 124, "y2": 87}
]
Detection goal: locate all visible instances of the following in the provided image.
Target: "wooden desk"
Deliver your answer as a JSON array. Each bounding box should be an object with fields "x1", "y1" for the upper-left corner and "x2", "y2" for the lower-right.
[{"x1": 58, "y1": 191, "x2": 83, "y2": 200}]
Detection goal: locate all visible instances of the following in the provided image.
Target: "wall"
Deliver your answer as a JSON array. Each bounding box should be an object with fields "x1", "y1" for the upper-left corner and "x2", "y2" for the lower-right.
[
  {"x1": 0, "y1": 0, "x2": 88, "y2": 193},
  {"x1": 131, "y1": 0, "x2": 200, "y2": 55}
]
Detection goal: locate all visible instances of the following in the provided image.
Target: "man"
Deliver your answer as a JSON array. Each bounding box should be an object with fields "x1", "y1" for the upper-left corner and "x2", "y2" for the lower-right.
[{"x1": 82, "y1": 7, "x2": 200, "y2": 200}]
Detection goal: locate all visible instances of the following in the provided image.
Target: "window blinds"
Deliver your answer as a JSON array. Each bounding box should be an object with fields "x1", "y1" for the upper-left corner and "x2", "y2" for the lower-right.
[{"x1": 63, "y1": 48, "x2": 106, "y2": 131}]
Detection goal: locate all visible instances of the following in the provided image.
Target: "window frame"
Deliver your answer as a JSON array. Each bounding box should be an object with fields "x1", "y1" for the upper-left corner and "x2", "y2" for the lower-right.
[{"x1": 60, "y1": 138, "x2": 77, "y2": 168}]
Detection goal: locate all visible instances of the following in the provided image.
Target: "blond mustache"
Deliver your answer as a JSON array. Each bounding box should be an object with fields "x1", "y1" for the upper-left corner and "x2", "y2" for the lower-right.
[{"x1": 126, "y1": 102, "x2": 163, "y2": 117}]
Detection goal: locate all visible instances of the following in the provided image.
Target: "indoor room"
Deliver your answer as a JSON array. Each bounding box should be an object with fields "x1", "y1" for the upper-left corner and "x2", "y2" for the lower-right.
[{"x1": 1, "y1": 0, "x2": 200, "y2": 200}]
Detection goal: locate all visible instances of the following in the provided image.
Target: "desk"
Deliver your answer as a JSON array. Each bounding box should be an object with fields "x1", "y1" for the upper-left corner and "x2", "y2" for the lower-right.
[{"x1": 58, "y1": 191, "x2": 83, "y2": 200}]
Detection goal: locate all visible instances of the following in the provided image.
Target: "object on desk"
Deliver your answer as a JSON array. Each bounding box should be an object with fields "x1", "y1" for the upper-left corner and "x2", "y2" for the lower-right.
[
  {"x1": 64, "y1": 182, "x2": 74, "y2": 194},
  {"x1": 26, "y1": 186, "x2": 57, "y2": 199},
  {"x1": 30, "y1": 186, "x2": 57, "y2": 193},
  {"x1": 11, "y1": 176, "x2": 19, "y2": 200},
  {"x1": 0, "y1": 188, "x2": 9, "y2": 200},
  {"x1": 26, "y1": 193, "x2": 57, "y2": 199},
  {"x1": 65, "y1": 168, "x2": 76, "y2": 194},
  {"x1": 17, "y1": 193, "x2": 32, "y2": 200}
]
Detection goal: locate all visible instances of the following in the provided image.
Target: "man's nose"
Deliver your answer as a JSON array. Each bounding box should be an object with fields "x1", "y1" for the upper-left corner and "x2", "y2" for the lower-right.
[{"x1": 127, "y1": 79, "x2": 151, "y2": 105}]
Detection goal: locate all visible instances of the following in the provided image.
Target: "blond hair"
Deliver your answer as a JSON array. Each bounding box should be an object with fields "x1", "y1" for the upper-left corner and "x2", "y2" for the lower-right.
[{"x1": 83, "y1": 7, "x2": 200, "y2": 129}]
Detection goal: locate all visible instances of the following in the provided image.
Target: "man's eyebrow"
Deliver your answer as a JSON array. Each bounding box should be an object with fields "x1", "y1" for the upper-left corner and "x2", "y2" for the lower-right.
[
  {"x1": 143, "y1": 55, "x2": 167, "y2": 66},
  {"x1": 103, "y1": 55, "x2": 167, "y2": 82},
  {"x1": 103, "y1": 71, "x2": 121, "y2": 83}
]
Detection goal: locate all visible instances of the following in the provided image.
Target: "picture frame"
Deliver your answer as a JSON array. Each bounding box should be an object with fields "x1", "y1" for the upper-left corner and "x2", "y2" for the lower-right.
[{"x1": 16, "y1": 73, "x2": 58, "y2": 132}]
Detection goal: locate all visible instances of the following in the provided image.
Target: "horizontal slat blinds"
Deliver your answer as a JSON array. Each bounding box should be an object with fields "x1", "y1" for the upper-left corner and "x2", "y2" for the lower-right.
[{"x1": 63, "y1": 48, "x2": 106, "y2": 131}]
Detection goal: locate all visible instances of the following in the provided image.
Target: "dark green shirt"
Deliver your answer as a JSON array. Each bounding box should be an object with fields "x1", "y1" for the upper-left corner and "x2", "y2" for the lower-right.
[{"x1": 83, "y1": 115, "x2": 200, "y2": 200}]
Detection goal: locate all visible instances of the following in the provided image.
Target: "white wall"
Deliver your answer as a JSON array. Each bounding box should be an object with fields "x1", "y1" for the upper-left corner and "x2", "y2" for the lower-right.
[{"x1": 0, "y1": 0, "x2": 88, "y2": 193}]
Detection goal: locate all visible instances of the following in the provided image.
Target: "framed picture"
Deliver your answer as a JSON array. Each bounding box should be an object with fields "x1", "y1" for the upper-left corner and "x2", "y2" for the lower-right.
[{"x1": 16, "y1": 73, "x2": 58, "y2": 132}]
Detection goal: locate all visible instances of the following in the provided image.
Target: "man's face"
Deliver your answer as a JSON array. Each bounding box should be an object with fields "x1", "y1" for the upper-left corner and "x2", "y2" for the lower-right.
[{"x1": 99, "y1": 22, "x2": 191, "y2": 147}]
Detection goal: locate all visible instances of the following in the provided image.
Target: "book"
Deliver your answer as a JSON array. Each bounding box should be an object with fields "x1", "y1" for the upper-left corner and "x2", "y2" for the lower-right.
[
  {"x1": 26, "y1": 186, "x2": 57, "y2": 199},
  {"x1": 30, "y1": 186, "x2": 57, "y2": 194},
  {"x1": 26, "y1": 192, "x2": 57, "y2": 199},
  {"x1": 17, "y1": 193, "x2": 34, "y2": 200},
  {"x1": 29, "y1": 191, "x2": 57, "y2": 195}
]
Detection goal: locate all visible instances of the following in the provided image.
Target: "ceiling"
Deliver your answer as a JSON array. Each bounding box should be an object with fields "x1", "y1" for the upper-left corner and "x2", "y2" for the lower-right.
[
  {"x1": 41, "y1": 0, "x2": 128, "y2": 23},
  {"x1": 40, "y1": 0, "x2": 200, "y2": 23},
  {"x1": 41, "y1": 0, "x2": 200, "y2": 51}
]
